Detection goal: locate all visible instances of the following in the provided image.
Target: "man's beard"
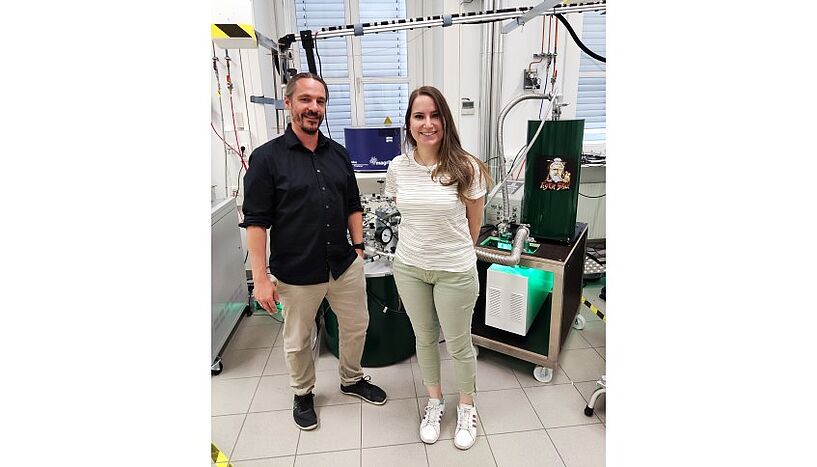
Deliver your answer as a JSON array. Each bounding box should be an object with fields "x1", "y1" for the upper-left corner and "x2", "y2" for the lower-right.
[{"x1": 296, "y1": 112, "x2": 323, "y2": 135}]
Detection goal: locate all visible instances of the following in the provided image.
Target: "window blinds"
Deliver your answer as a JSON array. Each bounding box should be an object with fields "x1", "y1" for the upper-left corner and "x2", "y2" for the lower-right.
[{"x1": 575, "y1": 11, "x2": 606, "y2": 143}]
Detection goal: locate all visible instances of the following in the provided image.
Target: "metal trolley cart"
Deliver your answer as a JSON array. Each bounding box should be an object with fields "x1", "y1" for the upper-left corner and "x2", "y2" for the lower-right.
[{"x1": 471, "y1": 223, "x2": 587, "y2": 382}]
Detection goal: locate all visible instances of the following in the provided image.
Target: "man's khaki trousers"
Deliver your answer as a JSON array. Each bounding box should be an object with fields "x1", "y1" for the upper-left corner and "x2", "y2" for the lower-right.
[{"x1": 276, "y1": 256, "x2": 369, "y2": 396}]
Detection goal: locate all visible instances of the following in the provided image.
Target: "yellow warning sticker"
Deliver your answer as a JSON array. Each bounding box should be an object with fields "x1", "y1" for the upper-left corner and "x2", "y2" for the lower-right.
[
  {"x1": 211, "y1": 24, "x2": 256, "y2": 40},
  {"x1": 211, "y1": 442, "x2": 233, "y2": 467},
  {"x1": 580, "y1": 296, "x2": 605, "y2": 321}
]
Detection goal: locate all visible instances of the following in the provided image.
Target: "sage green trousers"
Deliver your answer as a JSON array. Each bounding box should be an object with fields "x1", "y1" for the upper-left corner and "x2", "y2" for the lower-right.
[{"x1": 392, "y1": 259, "x2": 479, "y2": 396}]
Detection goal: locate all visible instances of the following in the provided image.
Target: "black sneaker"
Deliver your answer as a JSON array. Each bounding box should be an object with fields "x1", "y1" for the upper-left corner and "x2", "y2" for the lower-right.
[
  {"x1": 340, "y1": 375, "x2": 387, "y2": 405},
  {"x1": 293, "y1": 393, "x2": 318, "y2": 430}
]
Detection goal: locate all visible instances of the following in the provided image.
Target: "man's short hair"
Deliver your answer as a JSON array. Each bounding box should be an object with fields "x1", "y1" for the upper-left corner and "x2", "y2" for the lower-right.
[{"x1": 284, "y1": 72, "x2": 329, "y2": 101}]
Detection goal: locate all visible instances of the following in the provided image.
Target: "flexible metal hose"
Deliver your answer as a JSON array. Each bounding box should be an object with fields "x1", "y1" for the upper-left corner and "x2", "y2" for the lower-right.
[
  {"x1": 364, "y1": 245, "x2": 394, "y2": 260},
  {"x1": 475, "y1": 225, "x2": 530, "y2": 266},
  {"x1": 494, "y1": 93, "x2": 552, "y2": 220}
]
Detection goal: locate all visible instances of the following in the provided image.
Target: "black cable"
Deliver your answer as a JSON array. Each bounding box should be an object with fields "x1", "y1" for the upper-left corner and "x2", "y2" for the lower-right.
[
  {"x1": 238, "y1": 51, "x2": 255, "y2": 153},
  {"x1": 554, "y1": 13, "x2": 606, "y2": 63},
  {"x1": 271, "y1": 52, "x2": 282, "y2": 132},
  {"x1": 579, "y1": 192, "x2": 606, "y2": 198},
  {"x1": 506, "y1": 143, "x2": 528, "y2": 177},
  {"x1": 368, "y1": 290, "x2": 405, "y2": 314},
  {"x1": 313, "y1": 34, "x2": 332, "y2": 139},
  {"x1": 253, "y1": 308, "x2": 284, "y2": 323},
  {"x1": 236, "y1": 147, "x2": 245, "y2": 196}
]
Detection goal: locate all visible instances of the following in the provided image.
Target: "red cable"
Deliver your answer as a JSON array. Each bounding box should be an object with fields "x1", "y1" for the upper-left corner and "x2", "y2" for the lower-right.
[
  {"x1": 516, "y1": 159, "x2": 526, "y2": 180},
  {"x1": 552, "y1": 21, "x2": 559, "y2": 83},
  {"x1": 211, "y1": 122, "x2": 247, "y2": 170},
  {"x1": 224, "y1": 52, "x2": 248, "y2": 171}
]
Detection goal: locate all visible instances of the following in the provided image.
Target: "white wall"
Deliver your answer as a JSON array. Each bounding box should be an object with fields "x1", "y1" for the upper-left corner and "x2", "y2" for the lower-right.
[{"x1": 211, "y1": 0, "x2": 269, "y2": 204}]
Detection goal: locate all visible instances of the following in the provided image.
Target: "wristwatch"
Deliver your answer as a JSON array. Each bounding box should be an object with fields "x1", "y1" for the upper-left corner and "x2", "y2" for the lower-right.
[{"x1": 352, "y1": 242, "x2": 365, "y2": 250}]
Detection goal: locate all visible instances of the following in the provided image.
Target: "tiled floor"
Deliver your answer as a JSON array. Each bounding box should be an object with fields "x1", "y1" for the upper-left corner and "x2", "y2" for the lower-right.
[{"x1": 212, "y1": 282, "x2": 606, "y2": 467}]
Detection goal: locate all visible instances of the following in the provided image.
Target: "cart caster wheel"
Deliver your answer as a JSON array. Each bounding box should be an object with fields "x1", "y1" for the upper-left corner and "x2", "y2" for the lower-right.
[
  {"x1": 472, "y1": 345, "x2": 479, "y2": 358},
  {"x1": 211, "y1": 358, "x2": 223, "y2": 376},
  {"x1": 243, "y1": 304, "x2": 252, "y2": 317},
  {"x1": 533, "y1": 366, "x2": 553, "y2": 383},
  {"x1": 573, "y1": 314, "x2": 586, "y2": 330},
  {"x1": 584, "y1": 406, "x2": 594, "y2": 417}
]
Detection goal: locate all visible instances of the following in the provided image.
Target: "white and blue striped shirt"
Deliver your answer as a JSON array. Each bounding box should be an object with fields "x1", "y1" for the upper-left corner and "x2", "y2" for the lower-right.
[{"x1": 385, "y1": 152, "x2": 487, "y2": 272}]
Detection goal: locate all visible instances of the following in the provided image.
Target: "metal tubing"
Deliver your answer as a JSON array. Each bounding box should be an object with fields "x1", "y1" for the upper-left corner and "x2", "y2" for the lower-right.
[
  {"x1": 364, "y1": 245, "x2": 395, "y2": 260},
  {"x1": 475, "y1": 225, "x2": 530, "y2": 266},
  {"x1": 313, "y1": 8, "x2": 532, "y2": 40},
  {"x1": 495, "y1": 92, "x2": 551, "y2": 219},
  {"x1": 479, "y1": 1, "x2": 496, "y2": 178},
  {"x1": 587, "y1": 387, "x2": 605, "y2": 408}
]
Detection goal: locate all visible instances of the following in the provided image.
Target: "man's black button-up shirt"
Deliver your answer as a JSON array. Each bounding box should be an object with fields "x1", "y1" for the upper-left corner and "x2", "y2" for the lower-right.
[{"x1": 239, "y1": 124, "x2": 363, "y2": 285}]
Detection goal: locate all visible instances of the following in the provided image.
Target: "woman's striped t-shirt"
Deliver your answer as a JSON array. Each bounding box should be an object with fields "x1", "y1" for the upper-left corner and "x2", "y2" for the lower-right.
[{"x1": 384, "y1": 152, "x2": 487, "y2": 273}]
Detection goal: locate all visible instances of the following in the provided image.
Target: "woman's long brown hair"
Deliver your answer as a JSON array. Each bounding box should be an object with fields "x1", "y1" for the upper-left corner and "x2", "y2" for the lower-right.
[{"x1": 403, "y1": 86, "x2": 494, "y2": 202}]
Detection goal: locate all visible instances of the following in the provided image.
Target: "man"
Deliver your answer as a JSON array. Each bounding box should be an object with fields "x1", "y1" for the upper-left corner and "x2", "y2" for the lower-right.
[{"x1": 240, "y1": 72, "x2": 387, "y2": 431}]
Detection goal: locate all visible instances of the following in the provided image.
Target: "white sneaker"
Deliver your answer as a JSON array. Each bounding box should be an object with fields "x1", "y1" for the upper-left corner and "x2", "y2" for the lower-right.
[
  {"x1": 419, "y1": 399, "x2": 445, "y2": 444},
  {"x1": 454, "y1": 403, "x2": 478, "y2": 450}
]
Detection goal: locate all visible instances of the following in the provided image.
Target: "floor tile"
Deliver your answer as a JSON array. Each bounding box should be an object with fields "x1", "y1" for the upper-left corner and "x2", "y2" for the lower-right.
[
  {"x1": 217, "y1": 348, "x2": 272, "y2": 380},
  {"x1": 297, "y1": 404, "x2": 361, "y2": 455},
  {"x1": 362, "y1": 443, "x2": 428, "y2": 467},
  {"x1": 472, "y1": 348, "x2": 568, "y2": 388},
  {"x1": 412, "y1": 360, "x2": 460, "y2": 396},
  {"x1": 547, "y1": 424, "x2": 605, "y2": 467},
  {"x1": 362, "y1": 362, "x2": 417, "y2": 400},
  {"x1": 232, "y1": 410, "x2": 301, "y2": 460},
  {"x1": 475, "y1": 353, "x2": 522, "y2": 392},
  {"x1": 577, "y1": 284, "x2": 604, "y2": 324},
  {"x1": 578, "y1": 321, "x2": 605, "y2": 348},
  {"x1": 562, "y1": 329, "x2": 593, "y2": 350},
  {"x1": 417, "y1": 394, "x2": 487, "y2": 441},
  {"x1": 232, "y1": 457, "x2": 295, "y2": 467},
  {"x1": 250, "y1": 375, "x2": 295, "y2": 413},
  {"x1": 513, "y1": 364, "x2": 571, "y2": 387},
  {"x1": 577, "y1": 306, "x2": 603, "y2": 324},
  {"x1": 243, "y1": 313, "x2": 284, "y2": 327},
  {"x1": 294, "y1": 449, "x2": 359, "y2": 467},
  {"x1": 425, "y1": 435, "x2": 496, "y2": 467},
  {"x1": 524, "y1": 385, "x2": 602, "y2": 428},
  {"x1": 487, "y1": 430, "x2": 565, "y2": 467},
  {"x1": 212, "y1": 414, "x2": 246, "y2": 460},
  {"x1": 574, "y1": 381, "x2": 606, "y2": 424},
  {"x1": 314, "y1": 346, "x2": 340, "y2": 372},
  {"x1": 263, "y1": 347, "x2": 289, "y2": 376},
  {"x1": 213, "y1": 377, "x2": 261, "y2": 416},
  {"x1": 580, "y1": 285, "x2": 605, "y2": 311},
  {"x1": 362, "y1": 398, "x2": 421, "y2": 448},
  {"x1": 557, "y1": 348, "x2": 605, "y2": 383},
  {"x1": 582, "y1": 294, "x2": 605, "y2": 315},
  {"x1": 312, "y1": 369, "x2": 361, "y2": 407},
  {"x1": 475, "y1": 389, "x2": 543, "y2": 434},
  {"x1": 230, "y1": 322, "x2": 281, "y2": 350},
  {"x1": 594, "y1": 347, "x2": 605, "y2": 360}
]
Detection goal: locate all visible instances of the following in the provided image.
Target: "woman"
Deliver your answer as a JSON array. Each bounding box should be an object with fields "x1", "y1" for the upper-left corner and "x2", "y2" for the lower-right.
[{"x1": 384, "y1": 86, "x2": 493, "y2": 450}]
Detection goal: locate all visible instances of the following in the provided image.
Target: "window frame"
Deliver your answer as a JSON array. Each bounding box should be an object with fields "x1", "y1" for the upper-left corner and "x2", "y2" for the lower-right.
[
  {"x1": 560, "y1": 11, "x2": 606, "y2": 151},
  {"x1": 288, "y1": 0, "x2": 417, "y2": 132}
]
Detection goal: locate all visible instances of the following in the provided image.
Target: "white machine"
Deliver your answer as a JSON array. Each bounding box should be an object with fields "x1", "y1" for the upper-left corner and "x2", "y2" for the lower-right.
[
  {"x1": 485, "y1": 264, "x2": 554, "y2": 336},
  {"x1": 485, "y1": 179, "x2": 525, "y2": 226},
  {"x1": 211, "y1": 197, "x2": 250, "y2": 374}
]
